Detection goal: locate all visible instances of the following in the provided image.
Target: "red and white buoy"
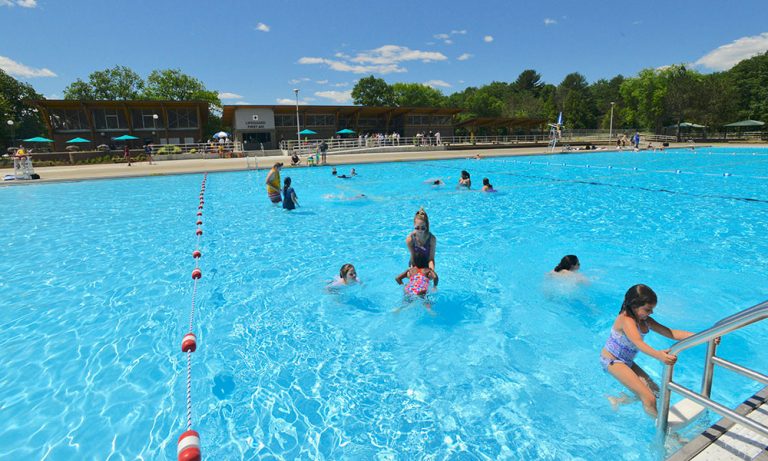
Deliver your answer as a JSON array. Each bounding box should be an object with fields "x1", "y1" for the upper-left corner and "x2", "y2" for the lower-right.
[
  {"x1": 192, "y1": 250, "x2": 201, "y2": 259},
  {"x1": 191, "y1": 268, "x2": 202, "y2": 279},
  {"x1": 196, "y1": 211, "x2": 202, "y2": 216},
  {"x1": 181, "y1": 332, "x2": 197, "y2": 352},
  {"x1": 177, "y1": 429, "x2": 201, "y2": 461},
  {"x1": 196, "y1": 228, "x2": 202, "y2": 236}
]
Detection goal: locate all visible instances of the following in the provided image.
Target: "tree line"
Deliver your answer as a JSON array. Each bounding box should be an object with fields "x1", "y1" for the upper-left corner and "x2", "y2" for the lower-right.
[
  {"x1": 2, "y1": 53, "x2": 767, "y2": 147},
  {"x1": 352, "y1": 52, "x2": 768, "y2": 134}
]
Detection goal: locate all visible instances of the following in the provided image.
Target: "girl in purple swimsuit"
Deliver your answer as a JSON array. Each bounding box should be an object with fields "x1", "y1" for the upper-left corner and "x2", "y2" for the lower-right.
[
  {"x1": 405, "y1": 208, "x2": 436, "y2": 270},
  {"x1": 600, "y1": 285, "x2": 715, "y2": 417}
]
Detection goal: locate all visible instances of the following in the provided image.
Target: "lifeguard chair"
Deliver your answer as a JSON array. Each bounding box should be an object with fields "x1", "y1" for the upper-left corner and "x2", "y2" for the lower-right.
[{"x1": 13, "y1": 150, "x2": 36, "y2": 180}]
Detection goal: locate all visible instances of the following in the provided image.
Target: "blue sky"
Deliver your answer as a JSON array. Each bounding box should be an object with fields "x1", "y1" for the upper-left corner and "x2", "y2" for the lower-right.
[{"x1": 2, "y1": 0, "x2": 768, "y2": 106}]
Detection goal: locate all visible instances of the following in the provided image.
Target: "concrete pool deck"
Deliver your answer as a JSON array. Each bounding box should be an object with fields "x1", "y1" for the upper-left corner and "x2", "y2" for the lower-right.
[{"x1": 0, "y1": 143, "x2": 760, "y2": 185}]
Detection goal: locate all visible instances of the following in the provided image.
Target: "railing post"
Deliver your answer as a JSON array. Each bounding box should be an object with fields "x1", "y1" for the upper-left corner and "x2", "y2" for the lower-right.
[
  {"x1": 656, "y1": 363, "x2": 674, "y2": 439},
  {"x1": 701, "y1": 340, "x2": 718, "y2": 398}
]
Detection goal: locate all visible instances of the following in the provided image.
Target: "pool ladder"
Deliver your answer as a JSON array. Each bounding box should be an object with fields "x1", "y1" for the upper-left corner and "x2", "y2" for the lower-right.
[{"x1": 657, "y1": 299, "x2": 768, "y2": 442}]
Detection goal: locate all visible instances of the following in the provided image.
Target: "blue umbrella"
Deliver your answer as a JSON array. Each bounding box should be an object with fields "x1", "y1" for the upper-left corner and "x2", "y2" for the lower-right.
[
  {"x1": 299, "y1": 129, "x2": 317, "y2": 135},
  {"x1": 66, "y1": 137, "x2": 91, "y2": 143},
  {"x1": 113, "y1": 134, "x2": 139, "y2": 141},
  {"x1": 336, "y1": 128, "x2": 356, "y2": 134},
  {"x1": 23, "y1": 136, "x2": 54, "y2": 142}
]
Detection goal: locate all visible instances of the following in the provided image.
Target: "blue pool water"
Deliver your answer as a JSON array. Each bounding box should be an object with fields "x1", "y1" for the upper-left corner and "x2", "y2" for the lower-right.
[{"x1": 1, "y1": 147, "x2": 767, "y2": 460}]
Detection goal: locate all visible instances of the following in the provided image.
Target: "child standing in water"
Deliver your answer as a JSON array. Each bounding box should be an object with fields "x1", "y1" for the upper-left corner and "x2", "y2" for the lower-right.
[{"x1": 600, "y1": 284, "x2": 715, "y2": 417}]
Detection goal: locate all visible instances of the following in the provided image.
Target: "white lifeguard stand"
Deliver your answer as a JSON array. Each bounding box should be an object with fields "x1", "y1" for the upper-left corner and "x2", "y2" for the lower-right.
[
  {"x1": 13, "y1": 154, "x2": 35, "y2": 180},
  {"x1": 549, "y1": 112, "x2": 564, "y2": 152}
]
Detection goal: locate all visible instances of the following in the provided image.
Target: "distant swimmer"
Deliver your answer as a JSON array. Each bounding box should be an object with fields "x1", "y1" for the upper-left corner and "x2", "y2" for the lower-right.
[
  {"x1": 458, "y1": 170, "x2": 471, "y2": 189},
  {"x1": 549, "y1": 254, "x2": 588, "y2": 283},
  {"x1": 424, "y1": 178, "x2": 444, "y2": 186},
  {"x1": 481, "y1": 177, "x2": 496, "y2": 192}
]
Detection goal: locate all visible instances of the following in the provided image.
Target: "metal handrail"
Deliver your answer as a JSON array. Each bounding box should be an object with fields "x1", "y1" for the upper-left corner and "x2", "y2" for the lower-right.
[{"x1": 657, "y1": 300, "x2": 768, "y2": 439}]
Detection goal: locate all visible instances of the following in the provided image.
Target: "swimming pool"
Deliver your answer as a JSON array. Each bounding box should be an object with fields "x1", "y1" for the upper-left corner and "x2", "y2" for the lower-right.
[{"x1": 1, "y1": 147, "x2": 767, "y2": 460}]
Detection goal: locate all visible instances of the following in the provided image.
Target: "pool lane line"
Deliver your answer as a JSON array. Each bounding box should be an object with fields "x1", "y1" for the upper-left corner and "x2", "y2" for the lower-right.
[{"x1": 416, "y1": 161, "x2": 768, "y2": 204}]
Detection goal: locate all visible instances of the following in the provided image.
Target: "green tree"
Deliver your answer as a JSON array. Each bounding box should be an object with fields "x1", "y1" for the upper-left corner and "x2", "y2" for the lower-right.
[
  {"x1": 589, "y1": 76, "x2": 624, "y2": 129},
  {"x1": 143, "y1": 69, "x2": 219, "y2": 105},
  {"x1": 351, "y1": 75, "x2": 396, "y2": 106},
  {"x1": 62, "y1": 79, "x2": 95, "y2": 100},
  {"x1": 557, "y1": 73, "x2": 596, "y2": 129},
  {"x1": 0, "y1": 69, "x2": 45, "y2": 147},
  {"x1": 620, "y1": 68, "x2": 666, "y2": 131},
  {"x1": 391, "y1": 83, "x2": 445, "y2": 107},
  {"x1": 726, "y1": 51, "x2": 768, "y2": 121},
  {"x1": 63, "y1": 65, "x2": 144, "y2": 100},
  {"x1": 512, "y1": 69, "x2": 543, "y2": 95}
]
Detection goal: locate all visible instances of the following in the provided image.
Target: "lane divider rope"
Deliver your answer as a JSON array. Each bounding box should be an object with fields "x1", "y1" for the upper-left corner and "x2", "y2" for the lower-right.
[{"x1": 178, "y1": 173, "x2": 207, "y2": 461}]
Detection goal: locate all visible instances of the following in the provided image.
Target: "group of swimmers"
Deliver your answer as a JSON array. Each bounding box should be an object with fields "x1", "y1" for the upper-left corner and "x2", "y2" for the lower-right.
[
  {"x1": 266, "y1": 160, "x2": 711, "y2": 419},
  {"x1": 429, "y1": 169, "x2": 496, "y2": 192}
]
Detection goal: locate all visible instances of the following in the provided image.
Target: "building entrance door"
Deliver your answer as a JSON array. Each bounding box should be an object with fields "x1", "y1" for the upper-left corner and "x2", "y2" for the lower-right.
[{"x1": 242, "y1": 132, "x2": 273, "y2": 150}]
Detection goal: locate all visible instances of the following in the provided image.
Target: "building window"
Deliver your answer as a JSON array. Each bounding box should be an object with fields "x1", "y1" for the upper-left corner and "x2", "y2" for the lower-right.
[
  {"x1": 49, "y1": 109, "x2": 89, "y2": 131},
  {"x1": 433, "y1": 115, "x2": 453, "y2": 125},
  {"x1": 131, "y1": 109, "x2": 162, "y2": 130},
  {"x1": 167, "y1": 108, "x2": 198, "y2": 129},
  {"x1": 93, "y1": 109, "x2": 127, "y2": 130},
  {"x1": 275, "y1": 114, "x2": 296, "y2": 127},
  {"x1": 306, "y1": 114, "x2": 335, "y2": 126}
]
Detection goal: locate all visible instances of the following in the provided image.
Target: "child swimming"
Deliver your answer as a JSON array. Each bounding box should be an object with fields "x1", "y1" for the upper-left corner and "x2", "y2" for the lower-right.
[
  {"x1": 329, "y1": 263, "x2": 359, "y2": 287},
  {"x1": 395, "y1": 266, "x2": 438, "y2": 296},
  {"x1": 600, "y1": 284, "x2": 717, "y2": 417}
]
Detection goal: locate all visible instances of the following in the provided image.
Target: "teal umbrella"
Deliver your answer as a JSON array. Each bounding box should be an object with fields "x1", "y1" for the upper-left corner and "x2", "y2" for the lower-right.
[
  {"x1": 113, "y1": 134, "x2": 140, "y2": 141},
  {"x1": 723, "y1": 119, "x2": 764, "y2": 127},
  {"x1": 66, "y1": 137, "x2": 91, "y2": 143},
  {"x1": 336, "y1": 128, "x2": 356, "y2": 134},
  {"x1": 23, "y1": 136, "x2": 53, "y2": 142},
  {"x1": 298, "y1": 129, "x2": 317, "y2": 135}
]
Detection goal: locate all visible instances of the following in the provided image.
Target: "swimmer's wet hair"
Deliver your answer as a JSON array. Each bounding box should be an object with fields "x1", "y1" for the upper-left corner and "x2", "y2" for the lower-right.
[
  {"x1": 414, "y1": 207, "x2": 430, "y2": 232},
  {"x1": 340, "y1": 263, "x2": 355, "y2": 279},
  {"x1": 620, "y1": 284, "x2": 658, "y2": 321},
  {"x1": 554, "y1": 255, "x2": 579, "y2": 272}
]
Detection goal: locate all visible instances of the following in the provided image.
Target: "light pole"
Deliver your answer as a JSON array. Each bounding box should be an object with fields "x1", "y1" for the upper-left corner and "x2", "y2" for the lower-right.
[
  {"x1": 293, "y1": 88, "x2": 301, "y2": 154},
  {"x1": 152, "y1": 114, "x2": 159, "y2": 143},
  {"x1": 609, "y1": 102, "x2": 615, "y2": 143},
  {"x1": 6, "y1": 119, "x2": 14, "y2": 147}
]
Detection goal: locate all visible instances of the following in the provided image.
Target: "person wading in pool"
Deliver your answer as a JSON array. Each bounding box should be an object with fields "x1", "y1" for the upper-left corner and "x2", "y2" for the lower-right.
[
  {"x1": 406, "y1": 208, "x2": 436, "y2": 271},
  {"x1": 265, "y1": 162, "x2": 283, "y2": 204}
]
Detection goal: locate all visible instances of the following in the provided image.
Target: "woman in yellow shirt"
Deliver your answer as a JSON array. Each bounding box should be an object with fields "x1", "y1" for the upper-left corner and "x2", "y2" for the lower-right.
[{"x1": 265, "y1": 162, "x2": 283, "y2": 203}]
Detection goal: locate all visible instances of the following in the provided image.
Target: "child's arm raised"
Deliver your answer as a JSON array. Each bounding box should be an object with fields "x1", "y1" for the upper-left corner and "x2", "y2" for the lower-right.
[{"x1": 395, "y1": 269, "x2": 409, "y2": 285}]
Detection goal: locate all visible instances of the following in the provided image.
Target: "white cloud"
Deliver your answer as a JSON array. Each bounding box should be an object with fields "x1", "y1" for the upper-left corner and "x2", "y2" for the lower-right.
[
  {"x1": 451, "y1": 29, "x2": 467, "y2": 35},
  {"x1": 45, "y1": 93, "x2": 62, "y2": 99},
  {"x1": 315, "y1": 90, "x2": 353, "y2": 104},
  {"x1": 544, "y1": 18, "x2": 557, "y2": 26},
  {"x1": 299, "y1": 57, "x2": 406, "y2": 74},
  {"x1": 444, "y1": 39, "x2": 453, "y2": 45},
  {"x1": 276, "y1": 98, "x2": 310, "y2": 105},
  {"x1": 351, "y1": 45, "x2": 448, "y2": 64},
  {"x1": 333, "y1": 82, "x2": 350, "y2": 87},
  {"x1": 433, "y1": 33, "x2": 450, "y2": 40},
  {"x1": 218, "y1": 92, "x2": 243, "y2": 99},
  {"x1": 316, "y1": 79, "x2": 329, "y2": 84},
  {"x1": 299, "y1": 45, "x2": 446, "y2": 75},
  {"x1": 233, "y1": 101, "x2": 254, "y2": 105},
  {"x1": 289, "y1": 77, "x2": 311, "y2": 84},
  {"x1": 334, "y1": 52, "x2": 350, "y2": 59},
  {"x1": 694, "y1": 32, "x2": 768, "y2": 71},
  {"x1": 483, "y1": 35, "x2": 494, "y2": 43},
  {"x1": 1, "y1": 0, "x2": 37, "y2": 7},
  {"x1": 256, "y1": 22, "x2": 270, "y2": 32},
  {"x1": 424, "y1": 80, "x2": 451, "y2": 88},
  {"x1": 0, "y1": 56, "x2": 56, "y2": 78},
  {"x1": 457, "y1": 53, "x2": 472, "y2": 61}
]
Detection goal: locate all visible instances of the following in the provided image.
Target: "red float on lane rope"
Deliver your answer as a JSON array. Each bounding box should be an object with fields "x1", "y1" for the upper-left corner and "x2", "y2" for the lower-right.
[
  {"x1": 196, "y1": 228, "x2": 202, "y2": 236},
  {"x1": 181, "y1": 332, "x2": 197, "y2": 352},
  {"x1": 191, "y1": 268, "x2": 202, "y2": 279},
  {"x1": 192, "y1": 250, "x2": 201, "y2": 259},
  {"x1": 196, "y1": 211, "x2": 202, "y2": 216},
  {"x1": 177, "y1": 429, "x2": 201, "y2": 461}
]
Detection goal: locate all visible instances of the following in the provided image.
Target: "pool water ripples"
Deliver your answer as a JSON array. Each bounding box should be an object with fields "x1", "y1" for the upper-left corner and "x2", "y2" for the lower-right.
[{"x1": 1, "y1": 147, "x2": 767, "y2": 459}]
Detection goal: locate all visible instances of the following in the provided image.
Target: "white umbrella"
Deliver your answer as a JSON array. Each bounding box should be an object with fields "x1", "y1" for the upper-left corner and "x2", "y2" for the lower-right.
[{"x1": 213, "y1": 131, "x2": 229, "y2": 138}]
